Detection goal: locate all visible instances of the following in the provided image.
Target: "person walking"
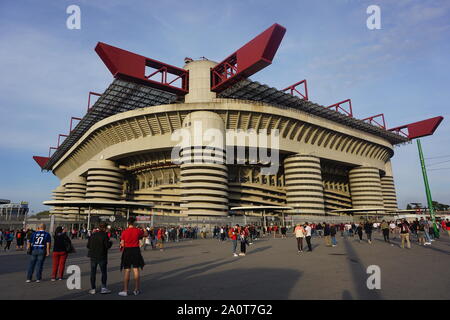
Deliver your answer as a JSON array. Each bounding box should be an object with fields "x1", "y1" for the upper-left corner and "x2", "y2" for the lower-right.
[
  {"x1": 419, "y1": 218, "x2": 432, "y2": 245},
  {"x1": 119, "y1": 217, "x2": 147, "y2": 296},
  {"x1": 157, "y1": 227, "x2": 165, "y2": 251},
  {"x1": 399, "y1": 219, "x2": 411, "y2": 249},
  {"x1": 26, "y1": 224, "x2": 51, "y2": 283},
  {"x1": 294, "y1": 224, "x2": 306, "y2": 252},
  {"x1": 330, "y1": 224, "x2": 337, "y2": 247},
  {"x1": 417, "y1": 222, "x2": 426, "y2": 245},
  {"x1": 380, "y1": 220, "x2": 391, "y2": 244},
  {"x1": 230, "y1": 224, "x2": 239, "y2": 257},
  {"x1": 356, "y1": 224, "x2": 363, "y2": 243},
  {"x1": 4, "y1": 230, "x2": 13, "y2": 251},
  {"x1": 304, "y1": 222, "x2": 312, "y2": 252},
  {"x1": 239, "y1": 227, "x2": 249, "y2": 256},
  {"x1": 51, "y1": 226, "x2": 74, "y2": 281},
  {"x1": 364, "y1": 221, "x2": 373, "y2": 244},
  {"x1": 87, "y1": 222, "x2": 112, "y2": 294},
  {"x1": 316, "y1": 223, "x2": 323, "y2": 238}
]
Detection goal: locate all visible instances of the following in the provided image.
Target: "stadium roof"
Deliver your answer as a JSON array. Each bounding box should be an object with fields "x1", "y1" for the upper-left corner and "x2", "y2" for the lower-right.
[
  {"x1": 219, "y1": 79, "x2": 409, "y2": 145},
  {"x1": 43, "y1": 78, "x2": 408, "y2": 171},
  {"x1": 43, "y1": 79, "x2": 177, "y2": 170}
]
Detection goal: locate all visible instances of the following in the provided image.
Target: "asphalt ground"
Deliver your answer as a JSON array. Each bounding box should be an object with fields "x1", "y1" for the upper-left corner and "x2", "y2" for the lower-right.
[{"x1": 0, "y1": 231, "x2": 449, "y2": 300}]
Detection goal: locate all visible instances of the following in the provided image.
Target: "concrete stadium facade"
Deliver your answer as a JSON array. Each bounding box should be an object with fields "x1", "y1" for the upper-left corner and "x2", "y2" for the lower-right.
[{"x1": 46, "y1": 60, "x2": 402, "y2": 222}]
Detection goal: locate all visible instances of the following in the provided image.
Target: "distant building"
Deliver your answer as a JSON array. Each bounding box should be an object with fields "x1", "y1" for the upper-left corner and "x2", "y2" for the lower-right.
[{"x1": 0, "y1": 200, "x2": 29, "y2": 225}]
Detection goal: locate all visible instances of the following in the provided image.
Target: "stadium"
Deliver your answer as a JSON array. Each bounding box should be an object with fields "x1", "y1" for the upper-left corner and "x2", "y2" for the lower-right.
[{"x1": 33, "y1": 24, "x2": 443, "y2": 227}]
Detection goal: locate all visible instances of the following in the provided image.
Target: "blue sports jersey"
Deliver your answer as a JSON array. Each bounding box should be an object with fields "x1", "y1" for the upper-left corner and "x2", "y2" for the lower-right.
[{"x1": 30, "y1": 231, "x2": 51, "y2": 250}]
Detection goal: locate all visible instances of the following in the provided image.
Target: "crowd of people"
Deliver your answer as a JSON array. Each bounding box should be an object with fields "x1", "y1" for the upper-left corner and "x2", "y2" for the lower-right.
[{"x1": 3, "y1": 216, "x2": 449, "y2": 296}]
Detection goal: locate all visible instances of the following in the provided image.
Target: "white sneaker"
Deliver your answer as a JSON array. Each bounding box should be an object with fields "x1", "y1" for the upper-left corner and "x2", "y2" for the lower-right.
[
  {"x1": 51, "y1": 279, "x2": 56, "y2": 282},
  {"x1": 133, "y1": 290, "x2": 140, "y2": 296},
  {"x1": 118, "y1": 291, "x2": 128, "y2": 297},
  {"x1": 233, "y1": 253, "x2": 238, "y2": 257},
  {"x1": 35, "y1": 280, "x2": 40, "y2": 283},
  {"x1": 88, "y1": 289, "x2": 96, "y2": 295},
  {"x1": 25, "y1": 280, "x2": 31, "y2": 283},
  {"x1": 101, "y1": 287, "x2": 111, "y2": 294}
]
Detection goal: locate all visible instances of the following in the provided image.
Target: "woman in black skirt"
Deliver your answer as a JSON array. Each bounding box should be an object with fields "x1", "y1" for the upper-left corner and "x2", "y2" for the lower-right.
[{"x1": 118, "y1": 217, "x2": 148, "y2": 297}]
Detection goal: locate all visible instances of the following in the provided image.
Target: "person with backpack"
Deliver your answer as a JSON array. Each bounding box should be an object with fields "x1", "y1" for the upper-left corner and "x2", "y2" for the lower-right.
[
  {"x1": 26, "y1": 224, "x2": 51, "y2": 282},
  {"x1": 399, "y1": 219, "x2": 411, "y2": 249},
  {"x1": 16, "y1": 229, "x2": 25, "y2": 250},
  {"x1": 87, "y1": 223, "x2": 113, "y2": 295},
  {"x1": 51, "y1": 226, "x2": 74, "y2": 281},
  {"x1": 4, "y1": 230, "x2": 13, "y2": 251},
  {"x1": 364, "y1": 221, "x2": 373, "y2": 244}
]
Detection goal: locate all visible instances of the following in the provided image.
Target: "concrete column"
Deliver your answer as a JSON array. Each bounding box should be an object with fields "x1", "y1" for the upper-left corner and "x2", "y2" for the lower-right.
[
  {"x1": 183, "y1": 60, "x2": 217, "y2": 103},
  {"x1": 85, "y1": 160, "x2": 123, "y2": 202},
  {"x1": 64, "y1": 176, "x2": 86, "y2": 216},
  {"x1": 51, "y1": 185, "x2": 65, "y2": 216},
  {"x1": 348, "y1": 166, "x2": 384, "y2": 208},
  {"x1": 381, "y1": 160, "x2": 398, "y2": 211},
  {"x1": 180, "y1": 111, "x2": 228, "y2": 216},
  {"x1": 284, "y1": 154, "x2": 325, "y2": 215}
]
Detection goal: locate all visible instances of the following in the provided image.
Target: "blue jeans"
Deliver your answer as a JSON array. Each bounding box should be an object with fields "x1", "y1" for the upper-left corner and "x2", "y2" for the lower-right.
[
  {"x1": 331, "y1": 236, "x2": 337, "y2": 246},
  {"x1": 424, "y1": 230, "x2": 431, "y2": 242},
  {"x1": 27, "y1": 249, "x2": 46, "y2": 280},
  {"x1": 231, "y1": 240, "x2": 237, "y2": 254}
]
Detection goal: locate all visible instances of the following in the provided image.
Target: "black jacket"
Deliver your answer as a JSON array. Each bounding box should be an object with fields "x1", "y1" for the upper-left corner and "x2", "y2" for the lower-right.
[
  {"x1": 53, "y1": 233, "x2": 71, "y2": 252},
  {"x1": 87, "y1": 231, "x2": 112, "y2": 260}
]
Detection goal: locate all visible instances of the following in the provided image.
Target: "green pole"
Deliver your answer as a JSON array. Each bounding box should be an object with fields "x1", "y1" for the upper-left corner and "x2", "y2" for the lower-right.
[{"x1": 417, "y1": 139, "x2": 439, "y2": 238}]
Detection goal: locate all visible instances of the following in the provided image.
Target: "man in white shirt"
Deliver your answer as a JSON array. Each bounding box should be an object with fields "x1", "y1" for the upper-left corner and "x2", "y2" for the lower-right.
[{"x1": 304, "y1": 222, "x2": 312, "y2": 252}]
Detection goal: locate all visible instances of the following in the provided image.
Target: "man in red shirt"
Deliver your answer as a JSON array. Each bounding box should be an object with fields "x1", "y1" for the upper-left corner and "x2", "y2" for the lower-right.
[{"x1": 118, "y1": 217, "x2": 148, "y2": 297}]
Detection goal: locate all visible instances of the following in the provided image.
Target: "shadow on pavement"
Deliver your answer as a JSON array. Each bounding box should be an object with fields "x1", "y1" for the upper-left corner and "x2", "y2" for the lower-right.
[
  {"x1": 55, "y1": 266, "x2": 303, "y2": 300},
  {"x1": 342, "y1": 239, "x2": 383, "y2": 300}
]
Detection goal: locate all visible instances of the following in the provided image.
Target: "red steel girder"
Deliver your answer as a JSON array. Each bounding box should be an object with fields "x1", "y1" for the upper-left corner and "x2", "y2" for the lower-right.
[
  {"x1": 49, "y1": 147, "x2": 57, "y2": 157},
  {"x1": 327, "y1": 99, "x2": 353, "y2": 117},
  {"x1": 211, "y1": 23, "x2": 286, "y2": 93},
  {"x1": 95, "y1": 42, "x2": 188, "y2": 95},
  {"x1": 361, "y1": 113, "x2": 386, "y2": 129},
  {"x1": 282, "y1": 79, "x2": 308, "y2": 100},
  {"x1": 389, "y1": 116, "x2": 444, "y2": 140},
  {"x1": 57, "y1": 134, "x2": 69, "y2": 148},
  {"x1": 32, "y1": 156, "x2": 50, "y2": 169},
  {"x1": 87, "y1": 92, "x2": 102, "y2": 112},
  {"x1": 70, "y1": 117, "x2": 82, "y2": 132}
]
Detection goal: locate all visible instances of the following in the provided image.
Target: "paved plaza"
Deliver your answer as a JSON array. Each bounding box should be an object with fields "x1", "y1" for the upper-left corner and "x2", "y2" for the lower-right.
[{"x1": 0, "y1": 231, "x2": 449, "y2": 300}]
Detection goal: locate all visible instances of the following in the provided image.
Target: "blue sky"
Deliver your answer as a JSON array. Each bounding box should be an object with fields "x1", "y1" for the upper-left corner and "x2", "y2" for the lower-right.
[{"x1": 0, "y1": 0, "x2": 449, "y2": 213}]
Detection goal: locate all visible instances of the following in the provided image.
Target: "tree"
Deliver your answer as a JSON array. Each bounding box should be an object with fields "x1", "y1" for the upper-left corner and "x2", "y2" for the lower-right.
[
  {"x1": 33, "y1": 211, "x2": 51, "y2": 217},
  {"x1": 432, "y1": 201, "x2": 450, "y2": 211}
]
